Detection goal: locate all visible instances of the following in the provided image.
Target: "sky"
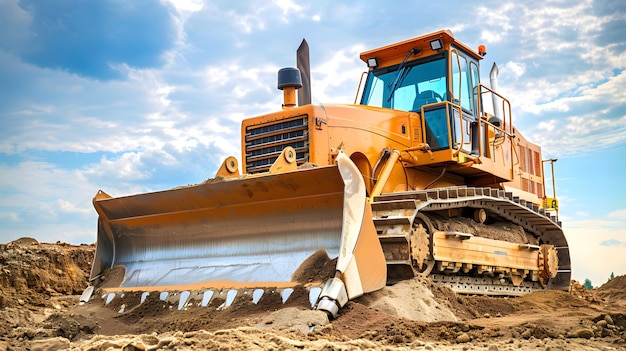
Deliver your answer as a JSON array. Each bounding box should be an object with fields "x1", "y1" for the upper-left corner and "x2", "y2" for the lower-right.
[{"x1": 0, "y1": 0, "x2": 625, "y2": 287}]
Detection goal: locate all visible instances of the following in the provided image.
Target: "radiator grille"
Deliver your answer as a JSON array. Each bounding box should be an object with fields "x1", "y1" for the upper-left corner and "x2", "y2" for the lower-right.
[{"x1": 245, "y1": 115, "x2": 309, "y2": 173}]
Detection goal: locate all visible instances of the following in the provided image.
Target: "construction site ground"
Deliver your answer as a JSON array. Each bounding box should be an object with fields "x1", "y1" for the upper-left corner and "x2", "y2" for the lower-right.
[{"x1": 1, "y1": 239, "x2": 625, "y2": 350}]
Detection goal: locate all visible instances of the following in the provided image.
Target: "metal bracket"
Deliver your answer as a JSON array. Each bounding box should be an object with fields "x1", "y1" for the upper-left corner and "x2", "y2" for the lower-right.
[
  {"x1": 215, "y1": 156, "x2": 240, "y2": 178},
  {"x1": 269, "y1": 146, "x2": 298, "y2": 174}
]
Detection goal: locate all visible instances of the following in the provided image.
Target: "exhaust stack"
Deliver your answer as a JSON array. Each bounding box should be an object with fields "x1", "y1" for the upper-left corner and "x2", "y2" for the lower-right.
[
  {"x1": 297, "y1": 39, "x2": 312, "y2": 106},
  {"x1": 489, "y1": 63, "x2": 503, "y2": 120}
]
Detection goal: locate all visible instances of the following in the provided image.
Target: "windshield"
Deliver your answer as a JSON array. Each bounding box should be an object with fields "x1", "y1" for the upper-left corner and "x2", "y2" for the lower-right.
[{"x1": 360, "y1": 56, "x2": 447, "y2": 112}]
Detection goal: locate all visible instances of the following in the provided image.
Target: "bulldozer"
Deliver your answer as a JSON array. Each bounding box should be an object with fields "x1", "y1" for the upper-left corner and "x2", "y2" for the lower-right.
[{"x1": 85, "y1": 30, "x2": 571, "y2": 318}]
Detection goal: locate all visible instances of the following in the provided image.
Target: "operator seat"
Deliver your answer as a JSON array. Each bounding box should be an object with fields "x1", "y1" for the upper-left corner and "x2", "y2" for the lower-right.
[{"x1": 412, "y1": 90, "x2": 441, "y2": 111}]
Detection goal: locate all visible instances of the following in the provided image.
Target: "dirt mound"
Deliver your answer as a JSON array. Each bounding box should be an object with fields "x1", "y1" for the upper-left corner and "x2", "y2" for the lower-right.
[
  {"x1": 570, "y1": 280, "x2": 605, "y2": 304},
  {"x1": 0, "y1": 240, "x2": 94, "y2": 346},
  {"x1": 291, "y1": 249, "x2": 337, "y2": 284},
  {"x1": 0, "y1": 239, "x2": 94, "y2": 309},
  {"x1": 597, "y1": 274, "x2": 626, "y2": 303},
  {"x1": 356, "y1": 276, "x2": 458, "y2": 322},
  {"x1": 515, "y1": 288, "x2": 587, "y2": 310}
]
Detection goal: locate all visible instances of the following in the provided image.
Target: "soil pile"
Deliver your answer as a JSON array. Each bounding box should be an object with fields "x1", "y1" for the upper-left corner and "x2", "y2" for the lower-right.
[
  {"x1": 597, "y1": 274, "x2": 626, "y2": 307},
  {"x1": 0, "y1": 238, "x2": 93, "y2": 309},
  {"x1": 1, "y1": 240, "x2": 625, "y2": 350},
  {"x1": 569, "y1": 279, "x2": 605, "y2": 304}
]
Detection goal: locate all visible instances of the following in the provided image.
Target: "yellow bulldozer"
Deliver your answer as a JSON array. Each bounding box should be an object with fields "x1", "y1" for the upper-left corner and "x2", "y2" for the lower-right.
[{"x1": 85, "y1": 30, "x2": 570, "y2": 318}]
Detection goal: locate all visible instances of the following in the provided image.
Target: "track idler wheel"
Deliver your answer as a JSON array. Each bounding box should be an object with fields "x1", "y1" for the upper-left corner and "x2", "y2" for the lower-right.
[
  {"x1": 410, "y1": 213, "x2": 435, "y2": 275},
  {"x1": 473, "y1": 208, "x2": 487, "y2": 224},
  {"x1": 538, "y1": 245, "x2": 559, "y2": 287}
]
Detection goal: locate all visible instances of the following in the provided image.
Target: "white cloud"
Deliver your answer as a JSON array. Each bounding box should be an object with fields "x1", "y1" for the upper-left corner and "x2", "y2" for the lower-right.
[
  {"x1": 0, "y1": 55, "x2": 190, "y2": 156},
  {"x1": 274, "y1": 0, "x2": 303, "y2": 18},
  {"x1": 8, "y1": 104, "x2": 55, "y2": 116},
  {"x1": 86, "y1": 153, "x2": 150, "y2": 181},
  {"x1": 600, "y1": 239, "x2": 626, "y2": 247},
  {"x1": 476, "y1": 0, "x2": 626, "y2": 134},
  {"x1": 528, "y1": 115, "x2": 626, "y2": 156},
  {"x1": 0, "y1": 212, "x2": 19, "y2": 222},
  {"x1": 312, "y1": 45, "x2": 367, "y2": 103},
  {"x1": 475, "y1": 4, "x2": 514, "y2": 36},
  {"x1": 0, "y1": 162, "x2": 85, "y2": 198},
  {"x1": 480, "y1": 30, "x2": 503, "y2": 44},
  {"x1": 608, "y1": 209, "x2": 626, "y2": 220},
  {"x1": 531, "y1": 71, "x2": 626, "y2": 114},
  {"x1": 500, "y1": 61, "x2": 525, "y2": 79},
  {"x1": 232, "y1": 12, "x2": 266, "y2": 34},
  {"x1": 483, "y1": 11, "x2": 626, "y2": 157},
  {"x1": 536, "y1": 119, "x2": 557, "y2": 132},
  {"x1": 56, "y1": 199, "x2": 90, "y2": 215},
  {"x1": 166, "y1": 0, "x2": 204, "y2": 15},
  {"x1": 521, "y1": 70, "x2": 626, "y2": 155},
  {"x1": 202, "y1": 63, "x2": 277, "y2": 97}
]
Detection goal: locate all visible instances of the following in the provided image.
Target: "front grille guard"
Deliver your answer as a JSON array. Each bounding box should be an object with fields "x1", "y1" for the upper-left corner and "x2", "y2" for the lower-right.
[{"x1": 245, "y1": 115, "x2": 309, "y2": 173}]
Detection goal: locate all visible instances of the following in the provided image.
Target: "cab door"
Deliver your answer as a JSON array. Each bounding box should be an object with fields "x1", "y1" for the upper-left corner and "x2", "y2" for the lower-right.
[{"x1": 450, "y1": 48, "x2": 480, "y2": 155}]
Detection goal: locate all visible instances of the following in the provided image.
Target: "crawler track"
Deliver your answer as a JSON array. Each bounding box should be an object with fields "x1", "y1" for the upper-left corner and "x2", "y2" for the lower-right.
[{"x1": 371, "y1": 186, "x2": 571, "y2": 295}]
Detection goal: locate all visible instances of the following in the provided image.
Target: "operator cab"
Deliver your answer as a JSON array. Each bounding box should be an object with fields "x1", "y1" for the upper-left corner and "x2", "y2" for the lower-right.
[{"x1": 359, "y1": 30, "x2": 486, "y2": 154}]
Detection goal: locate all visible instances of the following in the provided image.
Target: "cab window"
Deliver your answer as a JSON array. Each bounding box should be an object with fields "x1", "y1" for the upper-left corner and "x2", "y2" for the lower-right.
[
  {"x1": 451, "y1": 49, "x2": 472, "y2": 112},
  {"x1": 360, "y1": 55, "x2": 447, "y2": 112},
  {"x1": 470, "y1": 62, "x2": 480, "y2": 113}
]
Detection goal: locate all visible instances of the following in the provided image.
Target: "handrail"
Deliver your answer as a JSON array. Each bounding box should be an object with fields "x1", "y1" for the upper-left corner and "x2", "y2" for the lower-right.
[
  {"x1": 476, "y1": 83, "x2": 515, "y2": 178},
  {"x1": 477, "y1": 83, "x2": 513, "y2": 135},
  {"x1": 419, "y1": 96, "x2": 514, "y2": 172},
  {"x1": 452, "y1": 104, "x2": 464, "y2": 157}
]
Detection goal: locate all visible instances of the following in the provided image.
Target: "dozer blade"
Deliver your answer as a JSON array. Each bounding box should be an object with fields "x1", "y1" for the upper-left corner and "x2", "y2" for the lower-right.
[{"x1": 90, "y1": 152, "x2": 386, "y2": 316}]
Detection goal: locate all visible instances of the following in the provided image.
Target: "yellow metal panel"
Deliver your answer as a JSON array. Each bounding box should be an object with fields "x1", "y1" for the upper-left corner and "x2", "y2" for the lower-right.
[{"x1": 432, "y1": 232, "x2": 539, "y2": 271}]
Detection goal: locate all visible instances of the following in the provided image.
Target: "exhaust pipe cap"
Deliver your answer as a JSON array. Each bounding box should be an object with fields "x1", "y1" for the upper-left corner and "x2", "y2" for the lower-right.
[{"x1": 277, "y1": 67, "x2": 303, "y2": 90}]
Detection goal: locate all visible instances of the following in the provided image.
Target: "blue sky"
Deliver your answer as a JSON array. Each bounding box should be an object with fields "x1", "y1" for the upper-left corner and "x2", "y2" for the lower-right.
[{"x1": 1, "y1": 0, "x2": 625, "y2": 287}]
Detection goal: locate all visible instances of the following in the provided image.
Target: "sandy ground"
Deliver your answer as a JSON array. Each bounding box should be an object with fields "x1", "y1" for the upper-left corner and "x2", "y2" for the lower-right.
[{"x1": 1, "y1": 239, "x2": 625, "y2": 350}]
